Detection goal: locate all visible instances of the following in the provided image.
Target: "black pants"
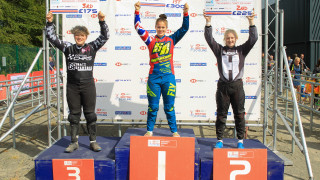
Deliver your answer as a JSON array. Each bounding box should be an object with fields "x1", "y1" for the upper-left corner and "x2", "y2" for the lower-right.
[
  {"x1": 67, "y1": 79, "x2": 97, "y2": 142},
  {"x1": 216, "y1": 80, "x2": 245, "y2": 140}
]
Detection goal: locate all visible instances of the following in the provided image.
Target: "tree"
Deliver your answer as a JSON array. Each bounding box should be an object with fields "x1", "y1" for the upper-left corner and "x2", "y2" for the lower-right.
[{"x1": 0, "y1": 0, "x2": 46, "y2": 47}]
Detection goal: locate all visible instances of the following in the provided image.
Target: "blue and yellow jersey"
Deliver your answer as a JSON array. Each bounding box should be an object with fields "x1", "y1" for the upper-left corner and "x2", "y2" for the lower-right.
[{"x1": 134, "y1": 11, "x2": 189, "y2": 75}]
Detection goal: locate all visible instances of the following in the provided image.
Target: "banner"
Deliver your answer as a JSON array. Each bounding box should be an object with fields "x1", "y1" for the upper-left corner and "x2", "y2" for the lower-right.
[
  {"x1": 7, "y1": 73, "x2": 31, "y2": 96},
  {"x1": 205, "y1": 0, "x2": 254, "y2": 16},
  {"x1": 50, "y1": 0, "x2": 100, "y2": 14},
  {"x1": 62, "y1": 0, "x2": 262, "y2": 121}
]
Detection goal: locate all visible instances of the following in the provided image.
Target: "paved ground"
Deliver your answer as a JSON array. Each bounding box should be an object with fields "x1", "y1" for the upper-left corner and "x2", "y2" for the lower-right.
[{"x1": 0, "y1": 94, "x2": 319, "y2": 180}]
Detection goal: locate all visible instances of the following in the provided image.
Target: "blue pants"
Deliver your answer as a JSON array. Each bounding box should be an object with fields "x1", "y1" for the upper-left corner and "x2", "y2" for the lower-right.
[{"x1": 147, "y1": 74, "x2": 177, "y2": 133}]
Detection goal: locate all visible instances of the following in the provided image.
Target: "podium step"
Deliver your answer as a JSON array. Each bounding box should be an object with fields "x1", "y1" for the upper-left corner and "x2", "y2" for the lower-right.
[
  {"x1": 34, "y1": 136, "x2": 120, "y2": 180},
  {"x1": 197, "y1": 138, "x2": 284, "y2": 180},
  {"x1": 115, "y1": 128, "x2": 200, "y2": 180}
]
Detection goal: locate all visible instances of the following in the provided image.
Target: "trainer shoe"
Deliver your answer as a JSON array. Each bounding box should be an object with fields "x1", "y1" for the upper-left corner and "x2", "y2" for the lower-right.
[
  {"x1": 144, "y1": 131, "x2": 153, "y2": 137},
  {"x1": 65, "y1": 142, "x2": 79, "y2": 153},
  {"x1": 90, "y1": 142, "x2": 102, "y2": 152},
  {"x1": 237, "y1": 142, "x2": 244, "y2": 149},
  {"x1": 215, "y1": 141, "x2": 223, "y2": 148},
  {"x1": 172, "y1": 132, "x2": 180, "y2": 137}
]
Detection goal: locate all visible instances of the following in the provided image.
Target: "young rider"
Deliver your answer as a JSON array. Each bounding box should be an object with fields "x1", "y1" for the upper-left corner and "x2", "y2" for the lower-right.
[
  {"x1": 134, "y1": 1, "x2": 189, "y2": 137},
  {"x1": 204, "y1": 10, "x2": 258, "y2": 148},
  {"x1": 46, "y1": 11, "x2": 110, "y2": 152}
]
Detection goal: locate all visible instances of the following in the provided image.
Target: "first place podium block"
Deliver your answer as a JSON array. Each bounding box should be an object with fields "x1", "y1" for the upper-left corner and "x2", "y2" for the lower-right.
[
  {"x1": 130, "y1": 136, "x2": 195, "y2": 180},
  {"x1": 34, "y1": 136, "x2": 120, "y2": 180},
  {"x1": 115, "y1": 128, "x2": 200, "y2": 180}
]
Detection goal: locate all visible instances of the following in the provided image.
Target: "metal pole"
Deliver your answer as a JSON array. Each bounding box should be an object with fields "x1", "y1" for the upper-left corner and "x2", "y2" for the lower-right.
[
  {"x1": 279, "y1": 10, "x2": 284, "y2": 94},
  {"x1": 56, "y1": 14, "x2": 61, "y2": 140},
  {"x1": 45, "y1": 0, "x2": 52, "y2": 146},
  {"x1": 0, "y1": 104, "x2": 43, "y2": 142},
  {"x1": 272, "y1": 0, "x2": 279, "y2": 151},
  {"x1": 263, "y1": 0, "x2": 269, "y2": 145},
  {"x1": 0, "y1": 49, "x2": 43, "y2": 130},
  {"x1": 281, "y1": 48, "x2": 313, "y2": 180}
]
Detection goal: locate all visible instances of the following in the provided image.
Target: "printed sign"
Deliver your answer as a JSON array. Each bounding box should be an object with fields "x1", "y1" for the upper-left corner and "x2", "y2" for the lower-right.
[
  {"x1": 52, "y1": 159, "x2": 95, "y2": 180},
  {"x1": 50, "y1": 0, "x2": 100, "y2": 14},
  {"x1": 213, "y1": 149, "x2": 267, "y2": 180},
  {"x1": 130, "y1": 136, "x2": 195, "y2": 180},
  {"x1": 205, "y1": 0, "x2": 254, "y2": 16}
]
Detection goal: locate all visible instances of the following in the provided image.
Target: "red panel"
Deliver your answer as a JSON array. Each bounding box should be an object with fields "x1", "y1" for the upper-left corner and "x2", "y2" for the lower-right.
[
  {"x1": 213, "y1": 149, "x2": 267, "y2": 180},
  {"x1": 52, "y1": 159, "x2": 95, "y2": 180},
  {"x1": 130, "y1": 136, "x2": 195, "y2": 180}
]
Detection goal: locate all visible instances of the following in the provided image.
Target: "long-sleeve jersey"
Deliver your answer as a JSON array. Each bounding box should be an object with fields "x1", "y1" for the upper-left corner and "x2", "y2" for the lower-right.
[
  {"x1": 205, "y1": 25, "x2": 258, "y2": 82},
  {"x1": 134, "y1": 11, "x2": 189, "y2": 75},
  {"x1": 46, "y1": 21, "x2": 110, "y2": 83}
]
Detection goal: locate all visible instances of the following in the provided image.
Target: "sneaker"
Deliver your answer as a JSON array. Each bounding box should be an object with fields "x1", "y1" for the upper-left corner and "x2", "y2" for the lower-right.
[
  {"x1": 144, "y1": 131, "x2": 153, "y2": 137},
  {"x1": 237, "y1": 142, "x2": 244, "y2": 149},
  {"x1": 172, "y1": 132, "x2": 180, "y2": 137},
  {"x1": 215, "y1": 141, "x2": 223, "y2": 148},
  {"x1": 90, "y1": 142, "x2": 102, "y2": 152},
  {"x1": 65, "y1": 142, "x2": 79, "y2": 153}
]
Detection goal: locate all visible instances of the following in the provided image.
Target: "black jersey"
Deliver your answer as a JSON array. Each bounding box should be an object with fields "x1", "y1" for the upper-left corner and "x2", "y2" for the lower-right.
[
  {"x1": 204, "y1": 25, "x2": 258, "y2": 82},
  {"x1": 46, "y1": 21, "x2": 110, "y2": 83}
]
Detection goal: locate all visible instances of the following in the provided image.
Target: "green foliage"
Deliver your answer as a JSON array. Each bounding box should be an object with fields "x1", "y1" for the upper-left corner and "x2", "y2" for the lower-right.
[
  {"x1": 0, "y1": 0, "x2": 46, "y2": 46},
  {"x1": 0, "y1": 44, "x2": 43, "y2": 75}
]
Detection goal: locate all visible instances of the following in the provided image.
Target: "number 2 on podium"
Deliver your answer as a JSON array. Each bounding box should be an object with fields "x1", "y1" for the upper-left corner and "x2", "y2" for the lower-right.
[{"x1": 230, "y1": 160, "x2": 251, "y2": 180}]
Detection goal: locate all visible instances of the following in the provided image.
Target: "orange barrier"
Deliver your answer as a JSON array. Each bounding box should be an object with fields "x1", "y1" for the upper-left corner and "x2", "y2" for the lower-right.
[
  {"x1": 305, "y1": 80, "x2": 320, "y2": 95},
  {"x1": 7, "y1": 73, "x2": 31, "y2": 96},
  {"x1": 32, "y1": 71, "x2": 44, "y2": 92},
  {"x1": 0, "y1": 75, "x2": 7, "y2": 101}
]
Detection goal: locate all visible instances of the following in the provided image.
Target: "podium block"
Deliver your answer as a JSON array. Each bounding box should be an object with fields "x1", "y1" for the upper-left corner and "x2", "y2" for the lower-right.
[
  {"x1": 197, "y1": 138, "x2": 284, "y2": 180},
  {"x1": 130, "y1": 136, "x2": 195, "y2": 180},
  {"x1": 115, "y1": 128, "x2": 200, "y2": 180},
  {"x1": 34, "y1": 136, "x2": 120, "y2": 180}
]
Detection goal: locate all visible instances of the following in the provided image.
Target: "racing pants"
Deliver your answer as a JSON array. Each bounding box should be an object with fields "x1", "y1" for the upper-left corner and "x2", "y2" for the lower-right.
[
  {"x1": 147, "y1": 74, "x2": 177, "y2": 133},
  {"x1": 216, "y1": 79, "x2": 245, "y2": 140},
  {"x1": 67, "y1": 79, "x2": 97, "y2": 142}
]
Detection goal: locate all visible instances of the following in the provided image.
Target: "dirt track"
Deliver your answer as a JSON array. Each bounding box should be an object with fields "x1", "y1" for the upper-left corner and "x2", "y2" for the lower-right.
[{"x1": 0, "y1": 96, "x2": 319, "y2": 180}]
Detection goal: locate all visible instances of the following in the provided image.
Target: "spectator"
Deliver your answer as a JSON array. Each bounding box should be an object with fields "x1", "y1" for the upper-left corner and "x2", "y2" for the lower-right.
[
  {"x1": 290, "y1": 57, "x2": 303, "y2": 101},
  {"x1": 268, "y1": 54, "x2": 275, "y2": 70},
  {"x1": 313, "y1": 58, "x2": 320, "y2": 111},
  {"x1": 300, "y1": 53, "x2": 310, "y2": 72},
  {"x1": 49, "y1": 56, "x2": 55, "y2": 71},
  {"x1": 287, "y1": 55, "x2": 293, "y2": 67}
]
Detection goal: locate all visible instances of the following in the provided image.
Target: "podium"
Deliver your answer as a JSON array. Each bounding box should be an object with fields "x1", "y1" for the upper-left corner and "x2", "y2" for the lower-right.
[
  {"x1": 34, "y1": 129, "x2": 284, "y2": 180},
  {"x1": 197, "y1": 138, "x2": 284, "y2": 180},
  {"x1": 115, "y1": 128, "x2": 200, "y2": 180},
  {"x1": 34, "y1": 136, "x2": 120, "y2": 180}
]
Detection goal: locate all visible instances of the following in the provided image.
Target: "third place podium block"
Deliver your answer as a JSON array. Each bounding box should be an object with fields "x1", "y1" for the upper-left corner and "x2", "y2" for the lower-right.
[{"x1": 115, "y1": 128, "x2": 200, "y2": 180}]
